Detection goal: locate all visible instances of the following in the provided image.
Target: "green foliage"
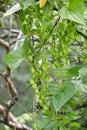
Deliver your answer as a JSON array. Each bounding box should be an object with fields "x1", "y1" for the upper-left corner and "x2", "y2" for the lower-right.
[
  {"x1": 59, "y1": 0, "x2": 85, "y2": 25},
  {"x1": 4, "y1": 0, "x2": 35, "y2": 16},
  {"x1": 52, "y1": 82, "x2": 76, "y2": 112},
  {"x1": 4, "y1": 3, "x2": 21, "y2": 16},
  {"x1": 4, "y1": 47, "x2": 24, "y2": 70},
  {"x1": 3, "y1": 0, "x2": 87, "y2": 129}
]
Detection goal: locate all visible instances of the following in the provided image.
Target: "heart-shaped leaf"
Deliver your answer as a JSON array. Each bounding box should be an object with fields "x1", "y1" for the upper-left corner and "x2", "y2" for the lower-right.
[
  {"x1": 59, "y1": 0, "x2": 85, "y2": 25},
  {"x1": 52, "y1": 82, "x2": 76, "y2": 112}
]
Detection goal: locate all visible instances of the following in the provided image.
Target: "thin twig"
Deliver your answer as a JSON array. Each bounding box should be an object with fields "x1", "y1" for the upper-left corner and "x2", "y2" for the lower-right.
[
  {"x1": 75, "y1": 100, "x2": 87, "y2": 110},
  {"x1": 76, "y1": 30, "x2": 87, "y2": 39}
]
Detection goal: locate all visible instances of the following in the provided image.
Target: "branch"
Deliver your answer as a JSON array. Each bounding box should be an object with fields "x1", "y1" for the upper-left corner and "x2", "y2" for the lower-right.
[
  {"x1": 0, "y1": 39, "x2": 9, "y2": 51},
  {"x1": 0, "y1": 105, "x2": 32, "y2": 130},
  {"x1": 75, "y1": 100, "x2": 87, "y2": 110},
  {"x1": 0, "y1": 38, "x2": 32, "y2": 129},
  {"x1": 0, "y1": 39, "x2": 18, "y2": 124},
  {"x1": 76, "y1": 30, "x2": 87, "y2": 39}
]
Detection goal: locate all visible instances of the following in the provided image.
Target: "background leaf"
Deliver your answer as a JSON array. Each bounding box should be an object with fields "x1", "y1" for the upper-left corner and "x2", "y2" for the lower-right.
[
  {"x1": 79, "y1": 67, "x2": 87, "y2": 85},
  {"x1": 4, "y1": 47, "x2": 24, "y2": 70},
  {"x1": 4, "y1": 3, "x2": 21, "y2": 16}
]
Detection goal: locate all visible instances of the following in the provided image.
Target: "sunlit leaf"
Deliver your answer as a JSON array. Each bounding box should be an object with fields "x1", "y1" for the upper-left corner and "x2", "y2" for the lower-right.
[
  {"x1": 4, "y1": 0, "x2": 35, "y2": 16},
  {"x1": 40, "y1": 0, "x2": 48, "y2": 8},
  {"x1": 4, "y1": 3, "x2": 21, "y2": 16}
]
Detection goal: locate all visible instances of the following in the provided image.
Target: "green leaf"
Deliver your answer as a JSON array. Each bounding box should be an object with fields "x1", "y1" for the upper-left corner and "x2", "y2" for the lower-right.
[
  {"x1": 79, "y1": 67, "x2": 87, "y2": 85},
  {"x1": 22, "y1": 37, "x2": 30, "y2": 57},
  {"x1": 48, "y1": 81, "x2": 58, "y2": 95},
  {"x1": 4, "y1": 47, "x2": 24, "y2": 70},
  {"x1": 67, "y1": 65, "x2": 81, "y2": 78},
  {"x1": 69, "y1": 122, "x2": 81, "y2": 129},
  {"x1": 45, "y1": 121, "x2": 59, "y2": 130},
  {"x1": 63, "y1": 112, "x2": 80, "y2": 125},
  {"x1": 59, "y1": 123, "x2": 65, "y2": 130},
  {"x1": 37, "y1": 116, "x2": 51, "y2": 129},
  {"x1": 59, "y1": 0, "x2": 85, "y2": 25},
  {"x1": 69, "y1": 0, "x2": 84, "y2": 8},
  {"x1": 37, "y1": 117, "x2": 59, "y2": 130},
  {"x1": 21, "y1": 0, "x2": 35, "y2": 10},
  {"x1": 82, "y1": 73, "x2": 87, "y2": 85},
  {"x1": 52, "y1": 82, "x2": 76, "y2": 112},
  {"x1": 4, "y1": 0, "x2": 35, "y2": 16},
  {"x1": 4, "y1": 3, "x2": 21, "y2": 16}
]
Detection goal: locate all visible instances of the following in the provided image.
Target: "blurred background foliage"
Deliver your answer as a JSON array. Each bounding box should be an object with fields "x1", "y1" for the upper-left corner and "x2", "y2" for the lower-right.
[{"x1": 0, "y1": 3, "x2": 34, "y2": 129}]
